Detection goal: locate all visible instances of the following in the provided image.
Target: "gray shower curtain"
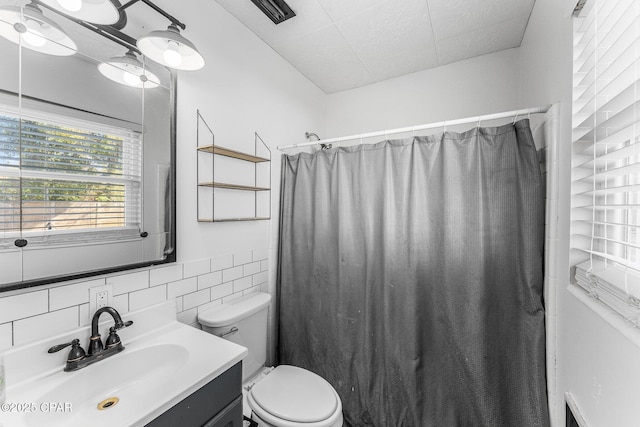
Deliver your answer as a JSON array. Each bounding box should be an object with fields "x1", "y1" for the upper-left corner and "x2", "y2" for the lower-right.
[{"x1": 277, "y1": 120, "x2": 549, "y2": 427}]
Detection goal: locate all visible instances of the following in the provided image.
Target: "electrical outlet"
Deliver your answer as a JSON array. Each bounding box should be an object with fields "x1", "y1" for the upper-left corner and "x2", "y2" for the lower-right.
[
  {"x1": 96, "y1": 291, "x2": 109, "y2": 309},
  {"x1": 89, "y1": 285, "x2": 113, "y2": 321}
]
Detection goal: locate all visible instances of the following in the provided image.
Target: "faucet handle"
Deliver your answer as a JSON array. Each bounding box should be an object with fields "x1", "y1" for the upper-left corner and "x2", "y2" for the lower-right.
[
  {"x1": 48, "y1": 338, "x2": 79, "y2": 353},
  {"x1": 119, "y1": 320, "x2": 134, "y2": 329},
  {"x1": 105, "y1": 320, "x2": 132, "y2": 349},
  {"x1": 48, "y1": 339, "x2": 86, "y2": 362}
]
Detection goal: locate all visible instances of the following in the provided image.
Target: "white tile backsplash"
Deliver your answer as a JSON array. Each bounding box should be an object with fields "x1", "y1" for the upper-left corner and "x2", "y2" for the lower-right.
[
  {"x1": 177, "y1": 307, "x2": 198, "y2": 325},
  {"x1": 197, "y1": 271, "x2": 223, "y2": 290},
  {"x1": 113, "y1": 294, "x2": 129, "y2": 314},
  {"x1": 49, "y1": 278, "x2": 104, "y2": 311},
  {"x1": 183, "y1": 289, "x2": 211, "y2": 310},
  {"x1": 129, "y1": 284, "x2": 167, "y2": 312},
  {"x1": 0, "y1": 322, "x2": 13, "y2": 351},
  {"x1": 233, "y1": 276, "x2": 253, "y2": 293},
  {"x1": 167, "y1": 277, "x2": 198, "y2": 299},
  {"x1": 211, "y1": 282, "x2": 234, "y2": 301},
  {"x1": 211, "y1": 254, "x2": 233, "y2": 271},
  {"x1": 13, "y1": 307, "x2": 78, "y2": 346},
  {"x1": 234, "y1": 250, "x2": 253, "y2": 266},
  {"x1": 252, "y1": 271, "x2": 269, "y2": 286},
  {"x1": 0, "y1": 248, "x2": 270, "y2": 350},
  {"x1": 79, "y1": 303, "x2": 90, "y2": 327},
  {"x1": 150, "y1": 264, "x2": 183, "y2": 287},
  {"x1": 243, "y1": 261, "x2": 261, "y2": 276},
  {"x1": 0, "y1": 290, "x2": 49, "y2": 324},
  {"x1": 107, "y1": 270, "x2": 150, "y2": 295},
  {"x1": 223, "y1": 266, "x2": 243, "y2": 282},
  {"x1": 183, "y1": 258, "x2": 211, "y2": 278},
  {"x1": 197, "y1": 299, "x2": 222, "y2": 314}
]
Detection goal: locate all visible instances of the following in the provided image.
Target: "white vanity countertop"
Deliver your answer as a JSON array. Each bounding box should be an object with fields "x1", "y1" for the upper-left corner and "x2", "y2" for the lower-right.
[{"x1": 0, "y1": 301, "x2": 247, "y2": 427}]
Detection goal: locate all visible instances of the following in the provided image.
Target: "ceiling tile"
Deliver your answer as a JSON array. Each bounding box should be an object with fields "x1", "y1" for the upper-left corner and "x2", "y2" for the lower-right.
[
  {"x1": 273, "y1": 25, "x2": 374, "y2": 93},
  {"x1": 436, "y1": 15, "x2": 528, "y2": 65},
  {"x1": 428, "y1": 0, "x2": 535, "y2": 41},
  {"x1": 366, "y1": 48, "x2": 439, "y2": 82},
  {"x1": 215, "y1": 0, "x2": 332, "y2": 46},
  {"x1": 316, "y1": 0, "x2": 393, "y2": 22},
  {"x1": 335, "y1": 0, "x2": 437, "y2": 72},
  {"x1": 213, "y1": 0, "x2": 537, "y2": 93}
]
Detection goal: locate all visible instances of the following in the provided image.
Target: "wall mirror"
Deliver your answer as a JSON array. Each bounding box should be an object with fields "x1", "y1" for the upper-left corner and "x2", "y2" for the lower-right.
[{"x1": 0, "y1": 0, "x2": 176, "y2": 292}]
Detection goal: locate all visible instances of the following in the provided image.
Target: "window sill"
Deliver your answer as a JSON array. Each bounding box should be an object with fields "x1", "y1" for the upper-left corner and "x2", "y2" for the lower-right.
[{"x1": 568, "y1": 284, "x2": 640, "y2": 351}]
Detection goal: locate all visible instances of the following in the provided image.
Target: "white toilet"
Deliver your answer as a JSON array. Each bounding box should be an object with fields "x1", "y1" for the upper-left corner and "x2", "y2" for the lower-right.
[{"x1": 198, "y1": 292, "x2": 344, "y2": 427}]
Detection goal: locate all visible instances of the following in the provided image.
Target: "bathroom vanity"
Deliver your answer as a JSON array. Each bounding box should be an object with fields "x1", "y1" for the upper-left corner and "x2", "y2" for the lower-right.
[
  {"x1": 0, "y1": 301, "x2": 247, "y2": 427},
  {"x1": 146, "y1": 362, "x2": 242, "y2": 427}
]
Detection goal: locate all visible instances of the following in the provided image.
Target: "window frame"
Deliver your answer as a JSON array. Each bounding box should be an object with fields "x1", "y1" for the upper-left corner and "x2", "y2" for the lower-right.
[
  {"x1": 571, "y1": 0, "x2": 640, "y2": 325},
  {"x1": 0, "y1": 95, "x2": 143, "y2": 245}
]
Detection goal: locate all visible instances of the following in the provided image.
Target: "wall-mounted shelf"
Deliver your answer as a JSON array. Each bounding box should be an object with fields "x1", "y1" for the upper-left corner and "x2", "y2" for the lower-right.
[
  {"x1": 197, "y1": 145, "x2": 269, "y2": 163},
  {"x1": 196, "y1": 111, "x2": 271, "y2": 222},
  {"x1": 198, "y1": 217, "x2": 271, "y2": 223},
  {"x1": 197, "y1": 182, "x2": 270, "y2": 191}
]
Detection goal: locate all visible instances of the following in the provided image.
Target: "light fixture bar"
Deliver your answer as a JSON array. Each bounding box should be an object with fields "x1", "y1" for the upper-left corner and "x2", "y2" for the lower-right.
[
  {"x1": 117, "y1": 0, "x2": 184, "y2": 29},
  {"x1": 35, "y1": 0, "x2": 121, "y2": 25},
  {"x1": 34, "y1": 0, "x2": 204, "y2": 71}
]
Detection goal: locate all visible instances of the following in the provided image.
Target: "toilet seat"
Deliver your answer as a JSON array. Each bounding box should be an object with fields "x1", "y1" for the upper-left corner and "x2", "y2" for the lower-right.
[{"x1": 247, "y1": 365, "x2": 343, "y2": 427}]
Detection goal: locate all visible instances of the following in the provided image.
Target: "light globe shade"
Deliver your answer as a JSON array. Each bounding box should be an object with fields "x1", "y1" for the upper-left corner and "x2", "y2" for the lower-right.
[
  {"x1": 38, "y1": 0, "x2": 120, "y2": 26},
  {"x1": 0, "y1": 4, "x2": 76, "y2": 56},
  {"x1": 137, "y1": 24, "x2": 204, "y2": 71},
  {"x1": 97, "y1": 51, "x2": 160, "y2": 89}
]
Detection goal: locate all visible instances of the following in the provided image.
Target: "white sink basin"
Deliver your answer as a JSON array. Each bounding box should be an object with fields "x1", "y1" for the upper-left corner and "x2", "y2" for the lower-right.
[
  {"x1": 0, "y1": 301, "x2": 247, "y2": 427},
  {"x1": 26, "y1": 344, "x2": 189, "y2": 427}
]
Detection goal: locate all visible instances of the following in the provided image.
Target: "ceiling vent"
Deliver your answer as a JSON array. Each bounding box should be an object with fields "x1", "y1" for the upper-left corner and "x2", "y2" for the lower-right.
[{"x1": 251, "y1": 0, "x2": 295, "y2": 25}]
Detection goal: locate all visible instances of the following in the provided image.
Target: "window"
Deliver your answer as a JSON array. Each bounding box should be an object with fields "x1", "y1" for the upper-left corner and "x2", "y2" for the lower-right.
[
  {"x1": 571, "y1": 0, "x2": 640, "y2": 323},
  {"x1": 0, "y1": 101, "x2": 142, "y2": 248}
]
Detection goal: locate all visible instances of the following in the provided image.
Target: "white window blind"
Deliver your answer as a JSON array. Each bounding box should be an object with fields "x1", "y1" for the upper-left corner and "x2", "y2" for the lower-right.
[
  {"x1": 571, "y1": 0, "x2": 640, "y2": 324},
  {"x1": 0, "y1": 103, "x2": 142, "y2": 247}
]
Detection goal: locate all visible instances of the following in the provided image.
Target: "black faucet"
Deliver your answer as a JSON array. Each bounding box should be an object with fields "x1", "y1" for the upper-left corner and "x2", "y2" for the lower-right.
[{"x1": 48, "y1": 306, "x2": 133, "y2": 372}]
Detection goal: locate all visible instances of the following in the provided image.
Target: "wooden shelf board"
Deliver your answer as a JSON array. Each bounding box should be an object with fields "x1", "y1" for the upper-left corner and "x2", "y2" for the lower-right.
[
  {"x1": 197, "y1": 145, "x2": 269, "y2": 163},
  {"x1": 198, "y1": 217, "x2": 271, "y2": 222},
  {"x1": 198, "y1": 182, "x2": 270, "y2": 191}
]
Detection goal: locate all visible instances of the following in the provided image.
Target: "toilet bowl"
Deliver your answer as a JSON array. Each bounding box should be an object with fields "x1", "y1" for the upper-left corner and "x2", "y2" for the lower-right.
[{"x1": 197, "y1": 292, "x2": 343, "y2": 427}]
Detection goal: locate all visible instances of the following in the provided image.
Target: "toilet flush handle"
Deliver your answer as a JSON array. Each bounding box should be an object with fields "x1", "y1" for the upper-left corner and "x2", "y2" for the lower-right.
[{"x1": 219, "y1": 326, "x2": 239, "y2": 338}]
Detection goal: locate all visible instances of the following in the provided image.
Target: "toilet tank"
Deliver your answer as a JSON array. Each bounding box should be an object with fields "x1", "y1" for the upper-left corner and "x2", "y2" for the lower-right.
[{"x1": 197, "y1": 292, "x2": 272, "y2": 381}]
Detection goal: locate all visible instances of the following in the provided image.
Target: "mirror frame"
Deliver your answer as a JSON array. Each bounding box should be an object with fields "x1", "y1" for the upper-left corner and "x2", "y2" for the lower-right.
[{"x1": 0, "y1": 74, "x2": 177, "y2": 293}]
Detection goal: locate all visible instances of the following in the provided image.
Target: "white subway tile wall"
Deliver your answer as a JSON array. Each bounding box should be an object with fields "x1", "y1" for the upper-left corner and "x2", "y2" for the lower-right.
[{"x1": 0, "y1": 248, "x2": 270, "y2": 351}]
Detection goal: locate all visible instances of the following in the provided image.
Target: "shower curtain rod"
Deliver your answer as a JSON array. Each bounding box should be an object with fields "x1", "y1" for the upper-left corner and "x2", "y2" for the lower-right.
[{"x1": 277, "y1": 104, "x2": 552, "y2": 151}]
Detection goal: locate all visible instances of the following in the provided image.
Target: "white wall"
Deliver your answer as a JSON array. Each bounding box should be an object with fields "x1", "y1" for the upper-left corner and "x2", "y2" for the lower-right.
[
  {"x1": 0, "y1": 0, "x2": 325, "y2": 356},
  {"x1": 519, "y1": 0, "x2": 640, "y2": 426},
  {"x1": 324, "y1": 48, "x2": 521, "y2": 139}
]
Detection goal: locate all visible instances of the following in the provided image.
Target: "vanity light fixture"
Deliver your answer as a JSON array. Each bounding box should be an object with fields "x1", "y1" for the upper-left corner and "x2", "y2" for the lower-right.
[
  {"x1": 0, "y1": 2, "x2": 76, "y2": 56},
  {"x1": 37, "y1": 0, "x2": 120, "y2": 26},
  {"x1": 97, "y1": 50, "x2": 160, "y2": 89},
  {"x1": 136, "y1": 23, "x2": 205, "y2": 71}
]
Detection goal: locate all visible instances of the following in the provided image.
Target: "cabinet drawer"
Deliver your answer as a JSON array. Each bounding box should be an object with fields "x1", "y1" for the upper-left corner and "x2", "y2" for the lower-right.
[{"x1": 146, "y1": 362, "x2": 242, "y2": 427}]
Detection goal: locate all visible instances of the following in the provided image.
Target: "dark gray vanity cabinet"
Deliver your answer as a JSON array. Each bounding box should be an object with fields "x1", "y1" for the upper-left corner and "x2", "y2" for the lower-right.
[{"x1": 146, "y1": 362, "x2": 243, "y2": 427}]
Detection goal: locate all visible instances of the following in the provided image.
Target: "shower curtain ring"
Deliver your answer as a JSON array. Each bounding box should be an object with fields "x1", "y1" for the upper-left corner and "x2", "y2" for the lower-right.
[
  {"x1": 513, "y1": 113, "x2": 519, "y2": 124},
  {"x1": 476, "y1": 116, "x2": 481, "y2": 129}
]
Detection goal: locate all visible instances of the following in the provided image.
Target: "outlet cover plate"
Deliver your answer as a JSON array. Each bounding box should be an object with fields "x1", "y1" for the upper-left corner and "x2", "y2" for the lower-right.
[{"x1": 89, "y1": 284, "x2": 114, "y2": 321}]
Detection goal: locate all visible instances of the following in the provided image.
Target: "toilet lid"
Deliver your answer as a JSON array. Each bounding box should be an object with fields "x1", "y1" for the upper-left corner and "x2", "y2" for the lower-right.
[{"x1": 250, "y1": 365, "x2": 338, "y2": 423}]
